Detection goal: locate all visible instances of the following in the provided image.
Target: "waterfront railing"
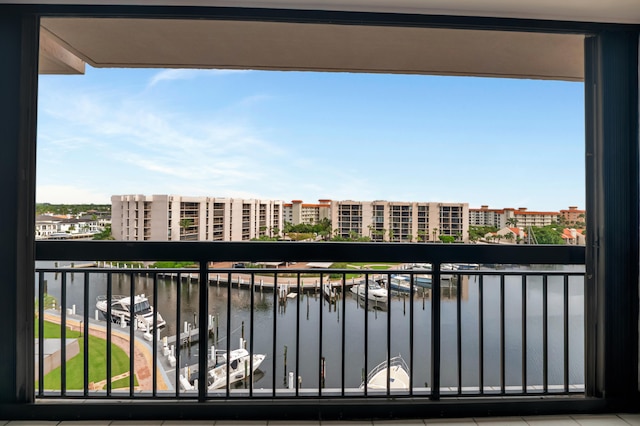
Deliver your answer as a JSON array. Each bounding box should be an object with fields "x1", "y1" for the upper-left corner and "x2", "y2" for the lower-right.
[{"x1": 34, "y1": 241, "x2": 585, "y2": 401}]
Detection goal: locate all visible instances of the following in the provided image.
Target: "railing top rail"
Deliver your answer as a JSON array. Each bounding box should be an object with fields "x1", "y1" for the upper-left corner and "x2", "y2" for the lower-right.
[
  {"x1": 34, "y1": 266, "x2": 586, "y2": 276},
  {"x1": 36, "y1": 241, "x2": 585, "y2": 264}
]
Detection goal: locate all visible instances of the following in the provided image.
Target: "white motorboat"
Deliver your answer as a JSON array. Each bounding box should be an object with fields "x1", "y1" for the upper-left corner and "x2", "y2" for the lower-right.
[
  {"x1": 206, "y1": 348, "x2": 266, "y2": 390},
  {"x1": 350, "y1": 280, "x2": 388, "y2": 303},
  {"x1": 361, "y1": 355, "x2": 410, "y2": 390},
  {"x1": 96, "y1": 294, "x2": 166, "y2": 330}
]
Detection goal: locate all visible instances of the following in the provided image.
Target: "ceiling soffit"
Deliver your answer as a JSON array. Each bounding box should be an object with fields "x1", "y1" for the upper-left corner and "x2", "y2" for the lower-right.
[{"x1": 41, "y1": 18, "x2": 584, "y2": 80}]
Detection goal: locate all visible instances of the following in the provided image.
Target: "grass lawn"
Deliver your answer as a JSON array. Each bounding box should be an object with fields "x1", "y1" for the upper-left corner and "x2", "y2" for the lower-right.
[
  {"x1": 36, "y1": 320, "x2": 137, "y2": 390},
  {"x1": 344, "y1": 262, "x2": 400, "y2": 269}
]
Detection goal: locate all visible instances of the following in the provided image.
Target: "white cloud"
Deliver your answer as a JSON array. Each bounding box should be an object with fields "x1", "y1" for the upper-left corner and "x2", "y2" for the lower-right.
[{"x1": 147, "y1": 68, "x2": 250, "y2": 87}]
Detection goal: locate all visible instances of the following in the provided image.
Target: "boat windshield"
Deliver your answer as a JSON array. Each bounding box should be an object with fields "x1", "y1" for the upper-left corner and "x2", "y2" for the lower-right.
[{"x1": 133, "y1": 300, "x2": 151, "y2": 314}]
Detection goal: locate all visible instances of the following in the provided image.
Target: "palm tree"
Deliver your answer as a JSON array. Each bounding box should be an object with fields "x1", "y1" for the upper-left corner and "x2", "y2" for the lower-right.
[
  {"x1": 179, "y1": 218, "x2": 193, "y2": 240},
  {"x1": 432, "y1": 227, "x2": 438, "y2": 242},
  {"x1": 506, "y1": 218, "x2": 518, "y2": 228}
]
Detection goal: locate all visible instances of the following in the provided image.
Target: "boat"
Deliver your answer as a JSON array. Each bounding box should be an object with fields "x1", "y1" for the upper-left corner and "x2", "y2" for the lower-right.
[
  {"x1": 205, "y1": 348, "x2": 266, "y2": 390},
  {"x1": 350, "y1": 280, "x2": 388, "y2": 303},
  {"x1": 96, "y1": 294, "x2": 166, "y2": 330},
  {"x1": 361, "y1": 355, "x2": 410, "y2": 390},
  {"x1": 455, "y1": 263, "x2": 480, "y2": 270},
  {"x1": 390, "y1": 274, "x2": 432, "y2": 291}
]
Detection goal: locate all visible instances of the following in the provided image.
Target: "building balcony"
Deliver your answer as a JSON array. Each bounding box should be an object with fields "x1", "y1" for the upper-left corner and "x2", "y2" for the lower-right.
[{"x1": 21, "y1": 240, "x2": 600, "y2": 420}]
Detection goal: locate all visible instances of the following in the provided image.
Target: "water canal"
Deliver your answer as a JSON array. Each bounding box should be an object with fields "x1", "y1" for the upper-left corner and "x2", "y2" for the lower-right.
[{"x1": 37, "y1": 264, "x2": 585, "y2": 393}]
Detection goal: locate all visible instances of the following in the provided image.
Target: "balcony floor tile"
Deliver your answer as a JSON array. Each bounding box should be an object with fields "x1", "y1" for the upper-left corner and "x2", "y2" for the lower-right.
[
  {"x1": 619, "y1": 414, "x2": 640, "y2": 426},
  {"x1": 571, "y1": 415, "x2": 631, "y2": 425},
  {"x1": 475, "y1": 417, "x2": 527, "y2": 425},
  {"x1": 522, "y1": 416, "x2": 579, "y2": 425},
  {"x1": 373, "y1": 420, "x2": 425, "y2": 425}
]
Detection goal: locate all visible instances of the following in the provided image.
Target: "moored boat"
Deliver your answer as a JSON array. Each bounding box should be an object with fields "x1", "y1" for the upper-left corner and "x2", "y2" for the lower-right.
[
  {"x1": 96, "y1": 294, "x2": 166, "y2": 330},
  {"x1": 206, "y1": 348, "x2": 266, "y2": 390},
  {"x1": 350, "y1": 280, "x2": 388, "y2": 303},
  {"x1": 361, "y1": 355, "x2": 410, "y2": 390}
]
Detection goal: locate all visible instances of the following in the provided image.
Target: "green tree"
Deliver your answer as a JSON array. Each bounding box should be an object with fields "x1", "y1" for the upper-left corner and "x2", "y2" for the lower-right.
[
  {"x1": 92, "y1": 224, "x2": 115, "y2": 240},
  {"x1": 530, "y1": 225, "x2": 564, "y2": 244},
  {"x1": 469, "y1": 225, "x2": 498, "y2": 241},
  {"x1": 439, "y1": 235, "x2": 455, "y2": 243}
]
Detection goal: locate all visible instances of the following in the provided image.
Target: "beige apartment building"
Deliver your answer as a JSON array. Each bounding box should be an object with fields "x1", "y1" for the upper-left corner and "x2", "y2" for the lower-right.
[
  {"x1": 560, "y1": 206, "x2": 586, "y2": 225},
  {"x1": 111, "y1": 195, "x2": 284, "y2": 241},
  {"x1": 470, "y1": 205, "x2": 583, "y2": 228},
  {"x1": 283, "y1": 199, "x2": 331, "y2": 225},
  {"x1": 330, "y1": 200, "x2": 469, "y2": 242}
]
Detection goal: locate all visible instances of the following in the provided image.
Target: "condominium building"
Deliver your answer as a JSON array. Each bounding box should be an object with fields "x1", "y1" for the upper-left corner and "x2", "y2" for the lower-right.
[
  {"x1": 469, "y1": 205, "x2": 508, "y2": 228},
  {"x1": 511, "y1": 207, "x2": 560, "y2": 227},
  {"x1": 111, "y1": 195, "x2": 284, "y2": 241},
  {"x1": 283, "y1": 199, "x2": 331, "y2": 225},
  {"x1": 560, "y1": 206, "x2": 586, "y2": 225},
  {"x1": 330, "y1": 200, "x2": 469, "y2": 242},
  {"x1": 470, "y1": 205, "x2": 581, "y2": 228}
]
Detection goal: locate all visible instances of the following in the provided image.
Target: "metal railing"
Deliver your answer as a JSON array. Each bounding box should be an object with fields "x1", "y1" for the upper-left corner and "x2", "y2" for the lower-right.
[{"x1": 34, "y1": 241, "x2": 585, "y2": 401}]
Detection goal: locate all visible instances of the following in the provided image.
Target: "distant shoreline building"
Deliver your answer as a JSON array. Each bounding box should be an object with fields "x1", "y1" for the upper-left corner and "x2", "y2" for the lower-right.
[
  {"x1": 283, "y1": 199, "x2": 331, "y2": 225},
  {"x1": 112, "y1": 195, "x2": 469, "y2": 242},
  {"x1": 330, "y1": 200, "x2": 469, "y2": 242},
  {"x1": 470, "y1": 205, "x2": 586, "y2": 229},
  {"x1": 111, "y1": 195, "x2": 284, "y2": 241}
]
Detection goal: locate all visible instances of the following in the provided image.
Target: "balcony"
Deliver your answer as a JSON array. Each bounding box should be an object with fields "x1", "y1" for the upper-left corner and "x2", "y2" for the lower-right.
[
  {"x1": 24, "y1": 240, "x2": 598, "y2": 419},
  {"x1": 1, "y1": 1, "x2": 639, "y2": 422}
]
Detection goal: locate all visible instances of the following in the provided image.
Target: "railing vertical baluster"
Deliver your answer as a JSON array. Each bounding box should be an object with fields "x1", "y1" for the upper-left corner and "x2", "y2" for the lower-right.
[
  {"x1": 295, "y1": 272, "x2": 300, "y2": 397},
  {"x1": 522, "y1": 274, "x2": 527, "y2": 394},
  {"x1": 543, "y1": 274, "x2": 548, "y2": 394},
  {"x1": 500, "y1": 274, "x2": 506, "y2": 395},
  {"x1": 106, "y1": 273, "x2": 112, "y2": 396},
  {"x1": 38, "y1": 272, "x2": 44, "y2": 397},
  {"x1": 175, "y1": 273, "x2": 181, "y2": 398},
  {"x1": 83, "y1": 272, "x2": 90, "y2": 396},
  {"x1": 430, "y1": 263, "x2": 441, "y2": 400},
  {"x1": 198, "y1": 261, "x2": 208, "y2": 401},
  {"x1": 226, "y1": 271, "x2": 232, "y2": 397},
  {"x1": 272, "y1": 273, "x2": 277, "y2": 397},
  {"x1": 364, "y1": 272, "x2": 369, "y2": 397},
  {"x1": 564, "y1": 274, "x2": 570, "y2": 394},
  {"x1": 129, "y1": 272, "x2": 135, "y2": 397},
  {"x1": 318, "y1": 272, "x2": 324, "y2": 397},
  {"x1": 478, "y1": 274, "x2": 484, "y2": 395},
  {"x1": 152, "y1": 272, "x2": 158, "y2": 397},
  {"x1": 457, "y1": 272, "x2": 462, "y2": 395},
  {"x1": 386, "y1": 271, "x2": 391, "y2": 396},
  {"x1": 61, "y1": 271, "x2": 67, "y2": 396},
  {"x1": 341, "y1": 272, "x2": 346, "y2": 397},
  {"x1": 250, "y1": 272, "x2": 256, "y2": 397},
  {"x1": 409, "y1": 273, "x2": 414, "y2": 396}
]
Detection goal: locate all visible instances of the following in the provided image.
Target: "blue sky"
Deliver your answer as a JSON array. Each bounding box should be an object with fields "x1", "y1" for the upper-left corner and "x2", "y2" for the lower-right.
[{"x1": 37, "y1": 67, "x2": 585, "y2": 211}]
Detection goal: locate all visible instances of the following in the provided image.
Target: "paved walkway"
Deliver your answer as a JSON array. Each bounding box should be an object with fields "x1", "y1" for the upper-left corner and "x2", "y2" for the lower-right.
[{"x1": 2, "y1": 413, "x2": 640, "y2": 425}]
